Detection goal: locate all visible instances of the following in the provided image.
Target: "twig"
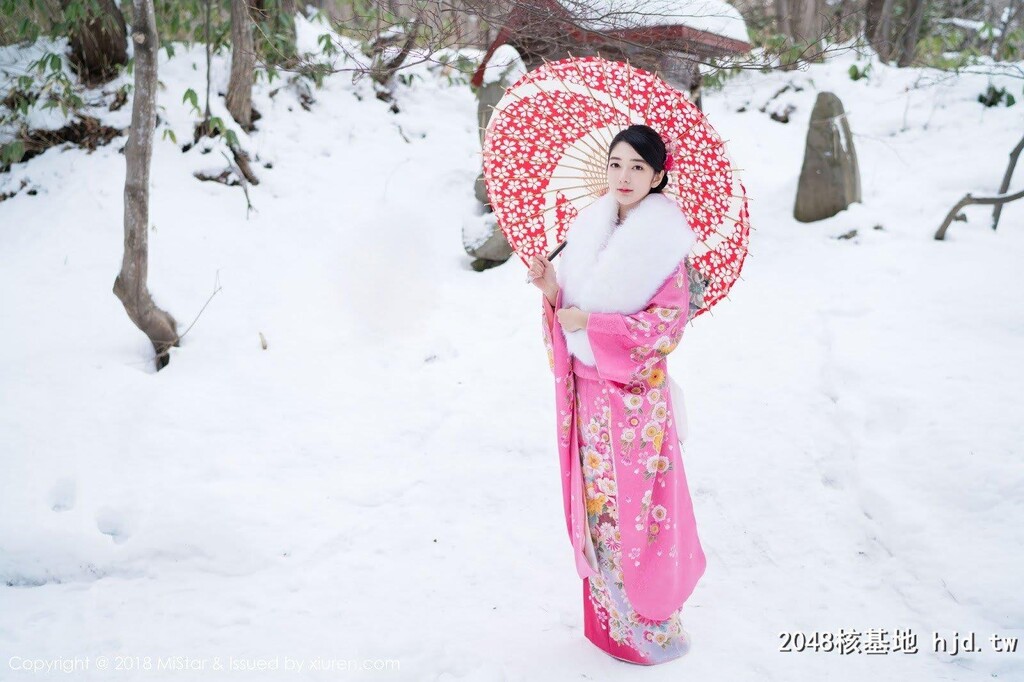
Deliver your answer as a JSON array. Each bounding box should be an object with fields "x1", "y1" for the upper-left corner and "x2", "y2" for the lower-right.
[
  {"x1": 124, "y1": 270, "x2": 223, "y2": 368},
  {"x1": 204, "y1": 0, "x2": 212, "y2": 126},
  {"x1": 220, "y1": 149, "x2": 254, "y2": 215},
  {"x1": 194, "y1": 168, "x2": 237, "y2": 184},
  {"x1": 229, "y1": 145, "x2": 260, "y2": 185},
  {"x1": 178, "y1": 270, "x2": 223, "y2": 340}
]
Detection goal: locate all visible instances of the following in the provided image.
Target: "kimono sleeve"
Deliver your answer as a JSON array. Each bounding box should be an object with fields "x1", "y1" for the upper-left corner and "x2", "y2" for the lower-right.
[
  {"x1": 584, "y1": 261, "x2": 690, "y2": 385},
  {"x1": 540, "y1": 288, "x2": 563, "y2": 374}
]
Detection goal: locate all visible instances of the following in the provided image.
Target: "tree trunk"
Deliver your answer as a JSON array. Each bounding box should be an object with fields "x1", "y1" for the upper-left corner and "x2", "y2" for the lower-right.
[
  {"x1": 896, "y1": 0, "x2": 928, "y2": 67},
  {"x1": 61, "y1": 0, "x2": 128, "y2": 86},
  {"x1": 865, "y1": 0, "x2": 896, "y2": 60},
  {"x1": 776, "y1": 0, "x2": 826, "y2": 65},
  {"x1": 776, "y1": 0, "x2": 791, "y2": 41},
  {"x1": 799, "y1": 0, "x2": 825, "y2": 52},
  {"x1": 876, "y1": 0, "x2": 896, "y2": 60},
  {"x1": 227, "y1": 0, "x2": 256, "y2": 130},
  {"x1": 993, "y1": 0, "x2": 1022, "y2": 60},
  {"x1": 113, "y1": 0, "x2": 179, "y2": 370},
  {"x1": 865, "y1": 0, "x2": 882, "y2": 44}
]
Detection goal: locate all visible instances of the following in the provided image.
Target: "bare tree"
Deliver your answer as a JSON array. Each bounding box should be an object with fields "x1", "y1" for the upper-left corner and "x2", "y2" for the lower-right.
[
  {"x1": 369, "y1": 16, "x2": 423, "y2": 86},
  {"x1": 61, "y1": 0, "x2": 128, "y2": 86},
  {"x1": 113, "y1": 0, "x2": 179, "y2": 370},
  {"x1": 227, "y1": 0, "x2": 257, "y2": 130},
  {"x1": 269, "y1": 0, "x2": 846, "y2": 88}
]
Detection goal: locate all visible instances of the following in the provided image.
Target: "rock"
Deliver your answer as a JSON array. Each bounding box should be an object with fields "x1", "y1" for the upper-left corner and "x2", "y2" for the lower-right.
[
  {"x1": 770, "y1": 104, "x2": 796, "y2": 123},
  {"x1": 468, "y1": 226, "x2": 513, "y2": 262},
  {"x1": 471, "y1": 257, "x2": 506, "y2": 272},
  {"x1": 794, "y1": 92, "x2": 861, "y2": 222},
  {"x1": 464, "y1": 49, "x2": 526, "y2": 268},
  {"x1": 477, "y1": 80, "x2": 508, "y2": 149},
  {"x1": 476, "y1": 45, "x2": 527, "y2": 147},
  {"x1": 475, "y1": 172, "x2": 489, "y2": 206},
  {"x1": 462, "y1": 210, "x2": 513, "y2": 263}
]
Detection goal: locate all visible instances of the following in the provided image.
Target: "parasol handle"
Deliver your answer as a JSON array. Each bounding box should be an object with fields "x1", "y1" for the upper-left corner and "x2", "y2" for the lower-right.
[
  {"x1": 546, "y1": 241, "x2": 567, "y2": 260},
  {"x1": 524, "y1": 240, "x2": 568, "y2": 284}
]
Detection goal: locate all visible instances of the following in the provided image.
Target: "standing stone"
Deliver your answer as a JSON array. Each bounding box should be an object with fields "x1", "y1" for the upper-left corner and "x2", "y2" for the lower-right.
[{"x1": 794, "y1": 92, "x2": 861, "y2": 222}]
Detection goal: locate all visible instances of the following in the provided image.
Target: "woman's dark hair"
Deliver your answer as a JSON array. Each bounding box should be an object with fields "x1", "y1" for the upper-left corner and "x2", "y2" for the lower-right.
[{"x1": 607, "y1": 124, "x2": 669, "y2": 194}]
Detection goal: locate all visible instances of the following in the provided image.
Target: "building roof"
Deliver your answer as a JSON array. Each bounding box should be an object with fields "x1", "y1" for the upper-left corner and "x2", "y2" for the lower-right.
[{"x1": 471, "y1": 0, "x2": 750, "y2": 87}]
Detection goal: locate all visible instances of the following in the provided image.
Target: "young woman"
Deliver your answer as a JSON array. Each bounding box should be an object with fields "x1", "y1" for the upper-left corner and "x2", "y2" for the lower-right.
[{"x1": 527, "y1": 124, "x2": 706, "y2": 665}]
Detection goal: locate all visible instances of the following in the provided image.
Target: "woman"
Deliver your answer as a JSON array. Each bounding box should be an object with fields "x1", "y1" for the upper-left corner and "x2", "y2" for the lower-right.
[{"x1": 527, "y1": 124, "x2": 706, "y2": 665}]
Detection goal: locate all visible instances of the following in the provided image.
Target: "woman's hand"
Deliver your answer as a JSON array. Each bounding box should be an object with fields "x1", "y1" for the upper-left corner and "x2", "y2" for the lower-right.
[
  {"x1": 528, "y1": 255, "x2": 559, "y2": 306},
  {"x1": 556, "y1": 306, "x2": 589, "y2": 332}
]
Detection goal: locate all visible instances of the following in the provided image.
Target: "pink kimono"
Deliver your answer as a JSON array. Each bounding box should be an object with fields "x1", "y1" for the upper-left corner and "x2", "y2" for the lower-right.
[{"x1": 539, "y1": 191, "x2": 706, "y2": 664}]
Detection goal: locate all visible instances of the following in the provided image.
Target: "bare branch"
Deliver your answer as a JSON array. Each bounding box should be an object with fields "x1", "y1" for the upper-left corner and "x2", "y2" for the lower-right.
[
  {"x1": 935, "y1": 187, "x2": 1024, "y2": 240},
  {"x1": 249, "y1": 1, "x2": 864, "y2": 86},
  {"x1": 993, "y1": 133, "x2": 1024, "y2": 230}
]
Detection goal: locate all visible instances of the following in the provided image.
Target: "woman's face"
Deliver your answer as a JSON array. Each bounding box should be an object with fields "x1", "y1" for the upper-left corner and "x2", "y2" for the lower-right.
[{"x1": 606, "y1": 141, "x2": 665, "y2": 210}]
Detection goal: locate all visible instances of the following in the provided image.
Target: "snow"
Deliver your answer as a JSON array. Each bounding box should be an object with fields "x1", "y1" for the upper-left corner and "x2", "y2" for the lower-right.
[
  {"x1": 0, "y1": 38, "x2": 78, "y2": 141},
  {"x1": 935, "y1": 17, "x2": 1000, "y2": 36},
  {"x1": 480, "y1": 44, "x2": 527, "y2": 86},
  {"x1": 555, "y1": 0, "x2": 749, "y2": 43},
  {"x1": 461, "y1": 205, "x2": 498, "y2": 250},
  {"x1": 936, "y1": 17, "x2": 986, "y2": 32},
  {"x1": 1, "y1": 20, "x2": 1022, "y2": 682}
]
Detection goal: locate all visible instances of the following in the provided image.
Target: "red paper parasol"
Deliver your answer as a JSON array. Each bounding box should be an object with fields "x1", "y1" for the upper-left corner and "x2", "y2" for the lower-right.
[{"x1": 482, "y1": 55, "x2": 751, "y2": 318}]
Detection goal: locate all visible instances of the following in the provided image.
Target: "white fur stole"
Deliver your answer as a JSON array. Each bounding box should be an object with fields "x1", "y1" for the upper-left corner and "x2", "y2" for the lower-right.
[{"x1": 555, "y1": 191, "x2": 697, "y2": 366}]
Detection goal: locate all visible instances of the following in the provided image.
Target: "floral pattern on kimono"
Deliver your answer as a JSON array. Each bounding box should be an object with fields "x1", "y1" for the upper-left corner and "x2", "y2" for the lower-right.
[
  {"x1": 541, "y1": 256, "x2": 707, "y2": 627},
  {"x1": 574, "y1": 371, "x2": 691, "y2": 664}
]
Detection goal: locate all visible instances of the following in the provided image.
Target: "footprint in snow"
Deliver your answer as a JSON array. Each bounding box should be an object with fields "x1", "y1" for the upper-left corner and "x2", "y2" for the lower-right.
[
  {"x1": 49, "y1": 477, "x2": 76, "y2": 512},
  {"x1": 96, "y1": 506, "x2": 134, "y2": 544}
]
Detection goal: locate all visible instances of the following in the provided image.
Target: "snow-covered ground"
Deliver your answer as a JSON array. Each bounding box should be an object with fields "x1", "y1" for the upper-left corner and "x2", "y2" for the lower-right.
[{"x1": 1, "y1": 15, "x2": 1022, "y2": 681}]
